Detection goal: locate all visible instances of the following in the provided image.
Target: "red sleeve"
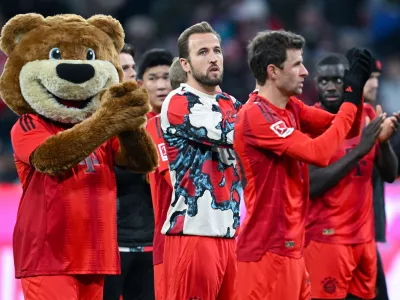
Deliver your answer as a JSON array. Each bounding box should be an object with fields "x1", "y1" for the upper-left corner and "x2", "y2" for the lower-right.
[
  {"x1": 10, "y1": 114, "x2": 52, "y2": 165},
  {"x1": 298, "y1": 101, "x2": 335, "y2": 136},
  {"x1": 364, "y1": 103, "x2": 377, "y2": 120},
  {"x1": 346, "y1": 99, "x2": 364, "y2": 138},
  {"x1": 146, "y1": 116, "x2": 169, "y2": 173},
  {"x1": 298, "y1": 98, "x2": 362, "y2": 139},
  {"x1": 240, "y1": 102, "x2": 358, "y2": 167},
  {"x1": 110, "y1": 137, "x2": 120, "y2": 157}
]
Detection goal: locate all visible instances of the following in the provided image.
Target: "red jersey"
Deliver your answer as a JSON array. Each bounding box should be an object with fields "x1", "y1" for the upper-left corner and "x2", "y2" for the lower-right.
[
  {"x1": 306, "y1": 104, "x2": 378, "y2": 244},
  {"x1": 234, "y1": 94, "x2": 359, "y2": 261},
  {"x1": 11, "y1": 114, "x2": 120, "y2": 278},
  {"x1": 146, "y1": 115, "x2": 173, "y2": 265},
  {"x1": 146, "y1": 110, "x2": 158, "y2": 120}
]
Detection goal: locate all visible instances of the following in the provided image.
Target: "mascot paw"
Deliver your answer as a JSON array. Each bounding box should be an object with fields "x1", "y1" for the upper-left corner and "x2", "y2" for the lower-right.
[{"x1": 99, "y1": 81, "x2": 150, "y2": 133}]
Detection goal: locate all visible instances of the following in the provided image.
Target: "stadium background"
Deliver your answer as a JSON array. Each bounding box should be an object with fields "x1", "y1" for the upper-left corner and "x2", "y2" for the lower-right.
[{"x1": 0, "y1": 0, "x2": 400, "y2": 299}]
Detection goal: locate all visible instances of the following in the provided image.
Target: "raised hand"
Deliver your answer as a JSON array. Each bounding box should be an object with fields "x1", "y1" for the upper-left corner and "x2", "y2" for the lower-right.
[
  {"x1": 357, "y1": 114, "x2": 385, "y2": 156},
  {"x1": 343, "y1": 48, "x2": 373, "y2": 107},
  {"x1": 376, "y1": 104, "x2": 400, "y2": 143},
  {"x1": 97, "y1": 81, "x2": 150, "y2": 133}
]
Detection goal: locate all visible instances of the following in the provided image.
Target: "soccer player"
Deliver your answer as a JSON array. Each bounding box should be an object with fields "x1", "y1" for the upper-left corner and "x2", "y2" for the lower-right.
[
  {"x1": 363, "y1": 57, "x2": 390, "y2": 300},
  {"x1": 146, "y1": 56, "x2": 187, "y2": 300},
  {"x1": 103, "y1": 45, "x2": 163, "y2": 300},
  {"x1": 304, "y1": 53, "x2": 399, "y2": 300},
  {"x1": 233, "y1": 31, "x2": 372, "y2": 300},
  {"x1": 160, "y1": 21, "x2": 242, "y2": 299},
  {"x1": 119, "y1": 43, "x2": 137, "y2": 81},
  {"x1": 137, "y1": 49, "x2": 174, "y2": 120}
]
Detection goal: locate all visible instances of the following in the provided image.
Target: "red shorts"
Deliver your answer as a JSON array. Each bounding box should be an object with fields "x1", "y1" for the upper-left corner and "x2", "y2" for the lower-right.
[
  {"x1": 235, "y1": 251, "x2": 311, "y2": 300},
  {"x1": 154, "y1": 263, "x2": 164, "y2": 300},
  {"x1": 304, "y1": 240, "x2": 377, "y2": 299},
  {"x1": 21, "y1": 275, "x2": 104, "y2": 300},
  {"x1": 163, "y1": 235, "x2": 236, "y2": 300}
]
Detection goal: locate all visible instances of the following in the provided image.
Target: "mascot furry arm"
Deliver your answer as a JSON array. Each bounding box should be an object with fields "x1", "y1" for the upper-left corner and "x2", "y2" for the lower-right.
[{"x1": 0, "y1": 14, "x2": 158, "y2": 176}]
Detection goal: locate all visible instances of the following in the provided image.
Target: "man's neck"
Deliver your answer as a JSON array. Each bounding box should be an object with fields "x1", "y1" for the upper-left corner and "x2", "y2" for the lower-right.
[
  {"x1": 186, "y1": 77, "x2": 218, "y2": 95},
  {"x1": 258, "y1": 83, "x2": 289, "y2": 109}
]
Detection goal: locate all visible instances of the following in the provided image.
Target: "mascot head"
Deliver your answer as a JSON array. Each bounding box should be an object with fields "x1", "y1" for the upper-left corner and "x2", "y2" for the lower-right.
[{"x1": 0, "y1": 13, "x2": 125, "y2": 124}]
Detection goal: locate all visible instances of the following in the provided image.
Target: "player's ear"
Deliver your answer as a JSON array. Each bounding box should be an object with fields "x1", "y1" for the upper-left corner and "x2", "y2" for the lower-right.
[
  {"x1": 180, "y1": 58, "x2": 190, "y2": 73},
  {"x1": 137, "y1": 79, "x2": 144, "y2": 87},
  {"x1": 267, "y1": 64, "x2": 277, "y2": 80}
]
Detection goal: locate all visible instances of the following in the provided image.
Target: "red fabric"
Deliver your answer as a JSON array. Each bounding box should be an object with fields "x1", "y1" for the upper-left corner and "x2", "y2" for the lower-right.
[
  {"x1": 146, "y1": 115, "x2": 172, "y2": 265},
  {"x1": 234, "y1": 94, "x2": 357, "y2": 261},
  {"x1": 11, "y1": 114, "x2": 120, "y2": 277},
  {"x1": 235, "y1": 251, "x2": 311, "y2": 300},
  {"x1": 306, "y1": 105, "x2": 377, "y2": 244},
  {"x1": 21, "y1": 274, "x2": 104, "y2": 300},
  {"x1": 154, "y1": 263, "x2": 164, "y2": 300},
  {"x1": 304, "y1": 240, "x2": 377, "y2": 299},
  {"x1": 146, "y1": 110, "x2": 158, "y2": 120},
  {"x1": 163, "y1": 235, "x2": 236, "y2": 300}
]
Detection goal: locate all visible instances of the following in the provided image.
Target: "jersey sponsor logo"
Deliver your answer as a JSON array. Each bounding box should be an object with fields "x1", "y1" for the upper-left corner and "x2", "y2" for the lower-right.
[
  {"x1": 79, "y1": 153, "x2": 100, "y2": 174},
  {"x1": 158, "y1": 143, "x2": 168, "y2": 162},
  {"x1": 322, "y1": 277, "x2": 338, "y2": 294},
  {"x1": 270, "y1": 120, "x2": 294, "y2": 138}
]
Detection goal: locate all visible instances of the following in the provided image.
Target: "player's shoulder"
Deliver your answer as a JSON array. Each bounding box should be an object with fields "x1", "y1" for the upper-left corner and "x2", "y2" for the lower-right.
[
  {"x1": 146, "y1": 114, "x2": 160, "y2": 131},
  {"x1": 164, "y1": 86, "x2": 190, "y2": 107},
  {"x1": 12, "y1": 113, "x2": 45, "y2": 135},
  {"x1": 238, "y1": 96, "x2": 280, "y2": 123},
  {"x1": 363, "y1": 103, "x2": 377, "y2": 118}
]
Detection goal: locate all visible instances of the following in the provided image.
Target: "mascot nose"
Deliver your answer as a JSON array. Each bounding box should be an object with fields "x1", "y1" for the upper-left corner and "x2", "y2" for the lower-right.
[{"x1": 56, "y1": 63, "x2": 95, "y2": 84}]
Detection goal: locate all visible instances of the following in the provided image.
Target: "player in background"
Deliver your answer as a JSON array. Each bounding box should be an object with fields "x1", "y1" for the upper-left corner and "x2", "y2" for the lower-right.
[
  {"x1": 233, "y1": 30, "x2": 372, "y2": 300},
  {"x1": 103, "y1": 46, "x2": 168, "y2": 300},
  {"x1": 362, "y1": 56, "x2": 390, "y2": 300},
  {"x1": 146, "y1": 56, "x2": 186, "y2": 300},
  {"x1": 160, "y1": 21, "x2": 242, "y2": 299},
  {"x1": 304, "y1": 52, "x2": 399, "y2": 300},
  {"x1": 137, "y1": 49, "x2": 174, "y2": 120},
  {"x1": 169, "y1": 57, "x2": 188, "y2": 90},
  {"x1": 119, "y1": 43, "x2": 136, "y2": 81}
]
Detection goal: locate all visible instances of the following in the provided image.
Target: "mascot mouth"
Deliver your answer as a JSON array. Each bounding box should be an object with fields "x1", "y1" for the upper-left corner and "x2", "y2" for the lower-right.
[{"x1": 50, "y1": 92, "x2": 93, "y2": 109}]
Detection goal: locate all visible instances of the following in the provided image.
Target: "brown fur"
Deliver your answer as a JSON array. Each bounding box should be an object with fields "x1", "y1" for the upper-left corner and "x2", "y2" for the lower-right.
[{"x1": 0, "y1": 14, "x2": 158, "y2": 174}]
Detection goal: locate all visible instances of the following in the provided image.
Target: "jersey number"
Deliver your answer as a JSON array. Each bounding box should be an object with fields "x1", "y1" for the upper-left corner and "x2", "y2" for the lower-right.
[{"x1": 79, "y1": 153, "x2": 100, "y2": 174}]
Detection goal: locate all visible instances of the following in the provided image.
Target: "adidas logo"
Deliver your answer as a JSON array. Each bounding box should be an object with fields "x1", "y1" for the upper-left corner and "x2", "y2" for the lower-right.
[{"x1": 345, "y1": 86, "x2": 353, "y2": 92}]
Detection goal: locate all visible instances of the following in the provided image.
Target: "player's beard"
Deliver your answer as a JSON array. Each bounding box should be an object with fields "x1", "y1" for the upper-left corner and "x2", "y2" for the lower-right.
[
  {"x1": 319, "y1": 93, "x2": 343, "y2": 114},
  {"x1": 190, "y1": 64, "x2": 223, "y2": 87}
]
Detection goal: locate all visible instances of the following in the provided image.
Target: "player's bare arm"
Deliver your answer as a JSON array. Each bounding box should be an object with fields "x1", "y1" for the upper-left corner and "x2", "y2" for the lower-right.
[
  {"x1": 309, "y1": 116, "x2": 384, "y2": 199},
  {"x1": 374, "y1": 105, "x2": 399, "y2": 183}
]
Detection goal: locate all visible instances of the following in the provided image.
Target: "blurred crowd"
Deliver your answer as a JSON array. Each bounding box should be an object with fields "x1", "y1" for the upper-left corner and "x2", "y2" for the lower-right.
[{"x1": 1, "y1": 0, "x2": 400, "y2": 182}]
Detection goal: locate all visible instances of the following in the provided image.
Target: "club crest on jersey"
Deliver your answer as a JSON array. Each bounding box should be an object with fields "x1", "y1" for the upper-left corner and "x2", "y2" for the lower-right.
[
  {"x1": 158, "y1": 143, "x2": 168, "y2": 162},
  {"x1": 270, "y1": 120, "x2": 294, "y2": 138}
]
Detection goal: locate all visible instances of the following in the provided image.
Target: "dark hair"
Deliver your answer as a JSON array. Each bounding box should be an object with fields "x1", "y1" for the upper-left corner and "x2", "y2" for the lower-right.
[
  {"x1": 169, "y1": 57, "x2": 187, "y2": 89},
  {"x1": 247, "y1": 30, "x2": 305, "y2": 85},
  {"x1": 178, "y1": 21, "x2": 221, "y2": 59},
  {"x1": 137, "y1": 48, "x2": 174, "y2": 80},
  {"x1": 120, "y1": 43, "x2": 135, "y2": 59},
  {"x1": 315, "y1": 53, "x2": 349, "y2": 70}
]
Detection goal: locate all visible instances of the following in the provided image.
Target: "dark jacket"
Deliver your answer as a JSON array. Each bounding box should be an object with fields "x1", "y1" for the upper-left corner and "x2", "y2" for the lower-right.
[{"x1": 115, "y1": 167, "x2": 154, "y2": 248}]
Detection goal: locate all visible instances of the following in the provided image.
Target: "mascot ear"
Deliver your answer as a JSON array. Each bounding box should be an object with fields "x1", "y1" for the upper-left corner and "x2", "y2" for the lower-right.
[
  {"x1": 0, "y1": 13, "x2": 45, "y2": 56},
  {"x1": 87, "y1": 15, "x2": 125, "y2": 52}
]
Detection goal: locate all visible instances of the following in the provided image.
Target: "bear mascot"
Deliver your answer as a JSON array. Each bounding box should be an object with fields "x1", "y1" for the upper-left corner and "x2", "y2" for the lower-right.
[{"x1": 0, "y1": 13, "x2": 158, "y2": 299}]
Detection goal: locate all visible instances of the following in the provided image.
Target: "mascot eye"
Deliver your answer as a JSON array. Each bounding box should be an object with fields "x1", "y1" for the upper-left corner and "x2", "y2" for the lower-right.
[
  {"x1": 86, "y1": 48, "x2": 96, "y2": 60},
  {"x1": 49, "y1": 48, "x2": 62, "y2": 60}
]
